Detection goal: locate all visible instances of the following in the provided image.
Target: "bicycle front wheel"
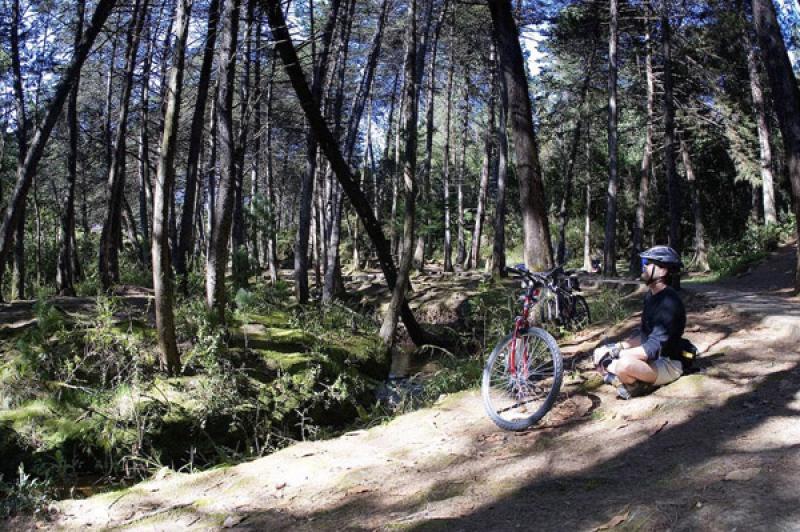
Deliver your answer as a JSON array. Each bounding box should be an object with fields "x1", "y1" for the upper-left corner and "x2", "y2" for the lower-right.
[{"x1": 481, "y1": 328, "x2": 563, "y2": 431}]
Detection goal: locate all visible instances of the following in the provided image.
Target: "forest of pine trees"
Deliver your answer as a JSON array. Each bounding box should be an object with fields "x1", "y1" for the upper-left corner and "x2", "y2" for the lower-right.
[{"x1": 1, "y1": 0, "x2": 799, "y2": 365}]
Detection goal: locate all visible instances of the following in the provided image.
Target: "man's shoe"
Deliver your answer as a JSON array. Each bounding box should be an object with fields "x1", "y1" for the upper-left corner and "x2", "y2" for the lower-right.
[
  {"x1": 617, "y1": 381, "x2": 652, "y2": 400},
  {"x1": 616, "y1": 384, "x2": 632, "y2": 400}
]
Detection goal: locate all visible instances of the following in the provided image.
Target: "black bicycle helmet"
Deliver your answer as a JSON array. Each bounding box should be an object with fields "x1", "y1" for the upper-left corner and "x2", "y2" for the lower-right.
[{"x1": 639, "y1": 245, "x2": 683, "y2": 270}]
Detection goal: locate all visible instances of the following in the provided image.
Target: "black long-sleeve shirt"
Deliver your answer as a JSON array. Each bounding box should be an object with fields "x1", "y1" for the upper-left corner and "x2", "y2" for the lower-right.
[{"x1": 640, "y1": 286, "x2": 686, "y2": 363}]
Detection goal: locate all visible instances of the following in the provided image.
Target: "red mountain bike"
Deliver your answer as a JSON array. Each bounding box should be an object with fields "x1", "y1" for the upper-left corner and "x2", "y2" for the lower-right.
[{"x1": 481, "y1": 265, "x2": 563, "y2": 431}]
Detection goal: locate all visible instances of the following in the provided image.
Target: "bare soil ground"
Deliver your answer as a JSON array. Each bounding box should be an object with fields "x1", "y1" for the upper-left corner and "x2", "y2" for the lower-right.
[{"x1": 12, "y1": 243, "x2": 800, "y2": 531}]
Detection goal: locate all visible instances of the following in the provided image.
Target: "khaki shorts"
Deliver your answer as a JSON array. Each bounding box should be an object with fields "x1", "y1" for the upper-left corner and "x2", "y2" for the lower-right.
[{"x1": 649, "y1": 357, "x2": 683, "y2": 386}]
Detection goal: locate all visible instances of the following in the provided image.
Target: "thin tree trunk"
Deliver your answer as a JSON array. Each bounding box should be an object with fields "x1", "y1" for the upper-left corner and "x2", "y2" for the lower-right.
[
  {"x1": 294, "y1": 0, "x2": 341, "y2": 304},
  {"x1": 0, "y1": 0, "x2": 118, "y2": 295},
  {"x1": 468, "y1": 49, "x2": 495, "y2": 270},
  {"x1": 10, "y1": 0, "x2": 28, "y2": 300},
  {"x1": 265, "y1": 56, "x2": 279, "y2": 283},
  {"x1": 380, "y1": 0, "x2": 417, "y2": 349},
  {"x1": 662, "y1": 0, "x2": 681, "y2": 289},
  {"x1": 206, "y1": 0, "x2": 240, "y2": 322},
  {"x1": 58, "y1": 101, "x2": 81, "y2": 294},
  {"x1": 603, "y1": 0, "x2": 619, "y2": 276},
  {"x1": 583, "y1": 183, "x2": 592, "y2": 271},
  {"x1": 556, "y1": 46, "x2": 596, "y2": 266},
  {"x1": 456, "y1": 67, "x2": 470, "y2": 267},
  {"x1": 415, "y1": 0, "x2": 449, "y2": 272},
  {"x1": 752, "y1": 0, "x2": 800, "y2": 292},
  {"x1": 176, "y1": 0, "x2": 220, "y2": 291},
  {"x1": 153, "y1": 0, "x2": 192, "y2": 374},
  {"x1": 679, "y1": 135, "x2": 709, "y2": 271},
  {"x1": 744, "y1": 23, "x2": 777, "y2": 225},
  {"x1": 630, "y1": 1, "x2": 654, "y2": 275},
  {"x1": 443, "y1": 58, "x2": 455, "y2": 272},
  {"x1": 491, "y1": 45, "x2": 509, "y2": 277},
  {"x1": 99, "y1": 0, "x2": 147, "y2": 290},
  {"x1": 489, "y1": 0, "x2": 553, "y2": 270}
]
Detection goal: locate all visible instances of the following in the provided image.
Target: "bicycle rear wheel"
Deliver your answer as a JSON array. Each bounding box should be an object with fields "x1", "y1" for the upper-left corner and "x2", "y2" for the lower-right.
[
  {"x1": 567, "y1": 295, "x2": 591, "y2": 331},
  {"x1": 481, "y1": 328, "x2": 563, "y2": 431}
]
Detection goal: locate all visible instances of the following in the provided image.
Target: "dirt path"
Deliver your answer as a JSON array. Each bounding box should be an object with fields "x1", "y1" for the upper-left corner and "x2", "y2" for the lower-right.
[{"x1": 22, "y1": 244, "x2": 800, "y2": 531}]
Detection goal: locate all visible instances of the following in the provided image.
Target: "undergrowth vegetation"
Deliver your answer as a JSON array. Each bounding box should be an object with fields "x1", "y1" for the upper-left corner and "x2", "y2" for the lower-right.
[{"x1": 702, "y1": 216, "x2": 796, "y2": 281}]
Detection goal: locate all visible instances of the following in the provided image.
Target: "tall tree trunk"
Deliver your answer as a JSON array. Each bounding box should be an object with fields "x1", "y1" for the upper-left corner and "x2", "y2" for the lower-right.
[
  {"x1": 467, "y1": 48, "x2": 495, "y2": 270},
  {"x1": 206, "y1": 0, "x2": 240, "y2": 322},
  {"x1": 380, "y1": 0, "x2": 417, "y2": 349},
  {"x1": 380, "y1": 69, "x2": 401, "y2": 218},
  {"x1": 294, "y1": 0, "x2": 341, "y2": 304},
  {"x1": 415, "y1": 0, "x2": 448, "y2": 272},
  {"x1": 176, "y1": 0, "x2": 220, "y2": 291},
  {"x1": 630, "y1": 1, "x2": 654, "y2": 275},
  {"x1": 491, "y1": 46, "x2": 509, "y2": 277},
  {"x1": 744, "y1": 22, "x2": 777, "y2": 225},
  {"x1": 10, "y1": 0, "x2": 28, "y2": 300},
  {"x1": 99, "y1": 0, "x2": 147, "y2": 290},
  {"x1": 442, "y1": 59, "x2": 455, "y2": 272},
  {"x1": 103, "y1": 29, "x2": 118, "y2": 174},
  {"x1": 662, "y1": 0, "x2": 681, "y2": 289},
  {"x1": 153, "y1": 0, "x2": 191, "y2": 374},
  {"x1": 264, "y1": 56, "x2": 279, "y2": 283},
  {"x1": 263, "y1": 0, "x2": 431, "y2": 347},
  {"x1": 456, "y1": 67, "x2": 470, "y2": 267},
  {"x1": 322, "y1": 0, "x2": 357, "y2": 303},
  {"x1": 556, "y1": 45, "x2": 596, "y2": 266},
  {"x1": 489, "y1": 0, "x2": 553, "y2": 270},
  {"x1": 583, "y1": 183, "x2": 592, "y2": 271},
  {"x1": 603, "y1": 0, "x2": 619, "y2": 276},
  {"x1": 679, "y1": 135, "x2": 709, "y2": 271},
  {"x1": 56, "y1": 0, "x2": 85, "y2": 296},
  {"x1": 752, "y1": 0, "x2": 800, "y2": 292},
  {"x1": 0, "y1": 0, "x2": 118, "y2": 295}
]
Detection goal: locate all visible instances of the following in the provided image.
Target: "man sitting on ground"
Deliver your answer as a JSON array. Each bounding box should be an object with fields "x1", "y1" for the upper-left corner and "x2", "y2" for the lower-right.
[{"x1": 593, "y1": 246, "x2": 687, "y2": 400}]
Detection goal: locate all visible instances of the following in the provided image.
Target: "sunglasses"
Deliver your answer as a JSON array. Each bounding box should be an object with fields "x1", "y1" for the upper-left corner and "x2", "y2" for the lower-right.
[{"x1": 641, "y1": 258, "x2": 664, "y2": 271}]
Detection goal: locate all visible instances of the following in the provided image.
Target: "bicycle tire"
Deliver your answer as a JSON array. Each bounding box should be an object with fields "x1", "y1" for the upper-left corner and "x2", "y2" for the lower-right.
[
  {"x1": 567, "y1": 295, "x2": 591, "y2": 331},
  {"x1": 481, "y1": 327, "x2": 563, "y2": 431}
]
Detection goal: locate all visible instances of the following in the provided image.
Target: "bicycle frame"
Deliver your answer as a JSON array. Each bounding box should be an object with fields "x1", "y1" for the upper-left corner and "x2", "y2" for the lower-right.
[{"x1": 508, "y1": 276, "x2": 541, "y2": 380}]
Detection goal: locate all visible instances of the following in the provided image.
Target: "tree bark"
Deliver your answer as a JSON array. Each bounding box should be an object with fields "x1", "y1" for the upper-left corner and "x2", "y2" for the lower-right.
[
  {"x1": 603, "y1": 0, "x2": 619, "y2": 276},
  {"x1": 752, "y1": 0, "x2": 800, "y2": 292},
  {"x1": 295, "y1": 0, "x2": 341, "y2": 304},
  {"x1": 206, "y1": 0, "x2": 240, "y2": 322},
  {"x1": 467, "y1": 49, "x2": 495, "y2": 270},
  {"x1": 679, "y1": 135, "x2": 709, "y2": 271},
  {"x1": 630, "y1": 1, "x2": 654, "y2": 275},
  {"x1": 0, "y1": 0, "x2": 118, "y2": 295},
  {"x1": 264, "y1": 55, "x2": 279, "y2": 283},
  {"x1": 489, "y1": 0, "x2": 553, "y2": 270},
  {"x1": 56, "y1": 0, "x2": 85, "y2": 296},
  {"x1": 744, "y1": 22, "x2": 777, "y2": 225},
  {"x1": 556, "y1": 45, "x2": 596, "y2": 266},
  {"x1": 10, "y1": 0, "x2": 28, "y2": 301},
  {"x1": 176, "y1": 0, "x2": 220, "y2": 291},
  {"x1": 99, "y1": 0, "x2": 147, "y2": 290},
  {"x1": 584, "y1": 183, "x2": 592, "y2": 271},
  {"x1": 442, "y1": 58, "x2": 455, "y2": 272},
  {"x1": 153, "y1": 0, "x2": 192, "y2": 374},
  {"x1": 491, "y1": 45, "x2": 509, "y2": 277},
  {"x1": 662, "y1": 0, "x2": 681, "y2": 289},
  {"x1": 263, "y1": 0, "x2": 431, "y2": 347},
  {"x1": 415, "y1": 0, "x2": 449, "y2": 272},
  {"x1": 456, "y1": 67, "x2": 470, "y2": 267},
  {"x1": 380, "y1": 0, "x2": 417, "y2": 349}
]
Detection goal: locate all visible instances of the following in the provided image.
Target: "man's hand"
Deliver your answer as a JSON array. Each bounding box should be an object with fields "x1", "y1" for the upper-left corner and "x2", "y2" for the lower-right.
[{"x1": 593, "y1": 345, "x2": 612, "y2": 367}]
